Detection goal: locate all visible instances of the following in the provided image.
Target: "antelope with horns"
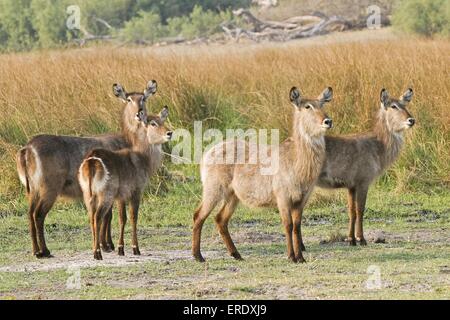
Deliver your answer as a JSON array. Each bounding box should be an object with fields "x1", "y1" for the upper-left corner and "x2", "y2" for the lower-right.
[
  {"x1": 317, "y1": 88, "x2": 415, "y2": 246},
  {"x1": 16, "y1": 81, "x2": 158, "y2": 258},
  {"x1": 193, "y1": 86, "x2": 333, "y2": 263},
  {"x1": 78, "y1": 107, "x2": 172, "y2": 260}
]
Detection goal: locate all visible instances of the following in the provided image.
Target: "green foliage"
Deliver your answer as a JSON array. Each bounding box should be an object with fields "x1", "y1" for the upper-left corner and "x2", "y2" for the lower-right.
[
  {"x1": 77, "y1": 0, "x2": 136, "y2": 35},
  {"x1": 0, "y1": 0, "x2": 36, "y2": 51},
  {"x1": 166, "y1": 16, "x2": 190, "y2": 37},
  {"x1": 119, "y1": 5, "x2": 233, "y2": 42},
  {"x1": 30, "y1": 0, "x2": 72, "y2": 48},
  {"x1": 0, "y1": 0, "x2": 250, "y2": 52},
  {"x1": 120, "y1": 10, "x2": 162, "y2": 43},
  {"x1": 134, "y1": 0, "x2": 250, "y2": 22},
  {"x1": 392, "y1": 0, "x2": 450, "y2": 37},
  {"x1": 179, "y1": 5, "x2": 232, "y2": 39}
]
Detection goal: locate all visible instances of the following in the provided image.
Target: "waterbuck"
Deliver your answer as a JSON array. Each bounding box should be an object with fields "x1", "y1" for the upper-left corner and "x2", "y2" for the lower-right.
[
  {"x1": 318, "y1": 88, "x2": 415, "y2": 246},
  {"x1": 192, "y1": 86, "x2": 333, "y2": 263},
  {"x1": 16, "y1": 81, "x2": 158, "y2": 258},
  {"x1": 78, "y1": 107, "x2": 172, "y2": 260}
]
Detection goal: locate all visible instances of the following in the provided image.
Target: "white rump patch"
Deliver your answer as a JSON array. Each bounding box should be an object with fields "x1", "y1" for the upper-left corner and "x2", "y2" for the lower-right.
[
  {"x1": 17, "y1": 150, "x2": 27, "y2": 186},
  {"x1": 18, "y1": 172, "x2": 27, "y2": 187},
  {"x1": 29, "y1": 146, "x2": 43, "y2": 187},
  {"x1": 78, "y1": 157, "x2": 110, "y2": 194}
]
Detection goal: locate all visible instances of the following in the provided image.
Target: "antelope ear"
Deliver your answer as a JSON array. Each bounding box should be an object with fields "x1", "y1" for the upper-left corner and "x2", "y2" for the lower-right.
[
  {"x1": 113, "y1": 83, "x2": 127, "y2": 102},
  {"x1": 400, "y1": 88, "x2": 414, "y2": 103},
  {"x1": 159, "y1": 106, "x2": 169, "y2": 122},
  {"x1": 380, "y1": 88, "x2": 389, "y2": 108},
  {"x1": 290, "y1": 87, "x2": 302, "y2": 107},
  {"x1": 143, "y1": 80, "x2": 158, "y2": 101},
  {"x1": 318, "y1": 87, "x2": 333, "y2": 106}
]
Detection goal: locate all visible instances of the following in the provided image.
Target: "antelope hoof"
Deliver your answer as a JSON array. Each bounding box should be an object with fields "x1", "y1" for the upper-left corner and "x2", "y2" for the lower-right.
[
  {"x1": 296, "y1": 256, "x2": 307, "y2": 264},
  {"x1": 108, "y1": 242, "x2": 115, "y2": 251},
  {"x1": 288, "y1": 255, "x2": 297, "y2": 263},
  {"x1": 231, "y1": 252, "x2": 243, "y2": 261},
  {"x1": 133, "y1": 247, "x2": 141, "y2": 256},
  {"x1": 118, "y1": 247, "x2": 125, "y2": 256},
  {"x1": 358, "y1": 238, "x2": 367, "y2": 246},
  {"x1": 346, "y1": 238, "x2": 357, "y2": 246},
  {"x1": 35, "y1": 249, "x2": 52, "y2": 259},
  {"x1": 101, "y1": 245, "x2": 113, "y2": 253},
  {"x1": 94, "y1": 251, "x2": 103, "y2": 260},
  {"x1": 193, "y1": 253, "x2": 205, "y2": 263}
]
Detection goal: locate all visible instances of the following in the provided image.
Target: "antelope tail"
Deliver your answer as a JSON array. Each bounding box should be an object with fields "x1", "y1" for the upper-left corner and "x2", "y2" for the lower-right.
[
  {"x1": 17, "y1": 148, "x2": 30, "y2": 194},
  {"x1": 80, "y1": 157, "x2": 108, "y2": 198}
]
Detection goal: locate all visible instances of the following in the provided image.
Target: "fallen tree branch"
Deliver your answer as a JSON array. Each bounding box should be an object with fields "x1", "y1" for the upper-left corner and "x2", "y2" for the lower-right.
[
  {"x1": 227, "y1": 9, "x2": 361, "y2": 43},
  {"x1": 72, "y1": 17, "x2": 116, "y2": 46},
  {"x1": 93, "y1": 16, "x2": 114, "y2": 30},
  {"x1": 233, "y1": 8, "x2": 298, "y2": 31}
]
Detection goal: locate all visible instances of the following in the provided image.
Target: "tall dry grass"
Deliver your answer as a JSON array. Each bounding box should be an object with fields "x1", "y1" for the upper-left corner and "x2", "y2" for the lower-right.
[{"x1": 0, "y1": 35, "x2": 449, "y2": 201}]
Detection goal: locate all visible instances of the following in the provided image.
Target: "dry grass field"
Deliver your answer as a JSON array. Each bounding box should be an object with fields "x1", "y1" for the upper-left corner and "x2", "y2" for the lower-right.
[
  {"x1": 1, "y1": 29, "x2": 449, "y2": 199},
  {"x1": 0, "y1": 29, "x2": 449, "y2": 299}
]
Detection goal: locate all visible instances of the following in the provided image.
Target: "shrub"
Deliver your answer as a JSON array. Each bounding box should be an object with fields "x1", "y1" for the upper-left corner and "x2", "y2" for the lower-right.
[
  {"x1": 79, "y1": 0, "x2": 136, "y2": 36},
  {"x1": 166, "y1": 5, "x2": 232, "y2": 39},
  {"x1": 0, "y1": 0, "x2": 36, "y2": 51},
  {"x1": 392, "y1": 0, "x2": 450, "y2": 37},
  {"x1": 134, "y1": 0, "x2": 250, "y2": 23},
  {"x1": 120, "y1": 10, "x2": 163, "y2": 43},
  {"x1": 30, "y1": 0, "x2": 73, "y2": 48},
  {"x1": 166, "y1": 16, "x2": 190, "y2": 37}
]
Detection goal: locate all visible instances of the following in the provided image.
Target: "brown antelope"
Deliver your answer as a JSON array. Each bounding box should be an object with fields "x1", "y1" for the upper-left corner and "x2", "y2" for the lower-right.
[
  {"x1": 192, "y1": 86, "x2": 334, "y2": 263},
  {"x1": 16, "y1": 81, "x2": 158, "y2": 258},
  {"x1": 78, "y1": 107, "x2": 172, "y2": 260},
  {"x1": 318, "y1": 88, "x2": 415, "y2": 246}
]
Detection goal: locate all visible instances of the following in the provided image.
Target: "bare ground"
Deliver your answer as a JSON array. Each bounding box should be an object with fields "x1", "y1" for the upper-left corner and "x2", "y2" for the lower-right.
[{"x1": 1, "y1": 226, "x2": 447, "y2": 273}]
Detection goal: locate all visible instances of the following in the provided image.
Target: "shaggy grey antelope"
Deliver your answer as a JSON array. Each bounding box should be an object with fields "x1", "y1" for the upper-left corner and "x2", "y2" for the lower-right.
[
  {"x1": 78, "y1": 107, "x2": 172, "y2": 260},
  {"x1": 16, "y1": 81, "x2": 158, "y2": 258},
  {"x1": 317, "y1": 88, "x2": 415, "y2": 246},
  {"x1": 193, "y1": 86, "x2": 334, "y2": 263}
]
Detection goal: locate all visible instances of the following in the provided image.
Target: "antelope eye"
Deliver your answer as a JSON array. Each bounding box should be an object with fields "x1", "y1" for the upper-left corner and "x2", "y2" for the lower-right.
[
  {"x1": 127, "y1": 97, "x2": 132, "y2": 102},
  {"x1": 391, "y1": 104, "x2": 398, "y2": 109},
  {"x1": 304, "y1": 104, "x2": 311, "y2": 109},
  {"x1": 150, "y1": 121, "x2": 158, "y2": 127}
]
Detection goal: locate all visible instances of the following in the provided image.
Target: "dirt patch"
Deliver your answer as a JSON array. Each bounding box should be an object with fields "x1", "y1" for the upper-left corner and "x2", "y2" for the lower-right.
[
  {"x1": 231, "y1": 230, "x2": 284, "y2": 244},
  {"x1": 0, "y1": 249, "x2": 220, "y2": 273},
  {"x1": 263, "y1": 284, "x2": 311, "y2": 299},
  {"x1": 317, "y1": 228, "x2": 450, "y2": 246},
  {"x1": 406, "y1": 209, "x2": 442, "y2": 222},
  {"x1": 386, "y1": 228, "x2": 450, "y2": 244}
]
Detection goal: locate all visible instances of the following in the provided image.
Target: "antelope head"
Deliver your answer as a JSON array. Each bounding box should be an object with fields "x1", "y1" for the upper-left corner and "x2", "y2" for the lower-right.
[{"x1": 290, "y1": 86, "x2": 333, "y2": 138}]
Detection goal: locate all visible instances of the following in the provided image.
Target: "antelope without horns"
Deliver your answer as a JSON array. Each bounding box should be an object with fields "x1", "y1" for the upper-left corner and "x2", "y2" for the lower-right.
[
  {"x1": 16, "y1": 80, "x2": 158, "y2": 258},
  {"x1": 318, "y1": 88, "x2": 415, "y2": 245},
  {"x1": 192, "y1": 86, "x2": 334, "y2": 263},
  {"x1": 78, "y1": 107, "x2": 172, "y2": 260}
]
